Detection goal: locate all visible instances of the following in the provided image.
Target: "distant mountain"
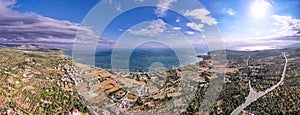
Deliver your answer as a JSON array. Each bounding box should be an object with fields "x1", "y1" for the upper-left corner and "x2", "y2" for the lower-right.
[
  {"x1": 274, "y1": 35, "x2": 300, "y2": 41},
  {"x1": 0, "y1": 43, "x2": 62, "y2": 52}
]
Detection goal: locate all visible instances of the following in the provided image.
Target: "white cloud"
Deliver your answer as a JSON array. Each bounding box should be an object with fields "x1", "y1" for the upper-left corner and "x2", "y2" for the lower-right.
[
  {"x1": 186, "y1": 22, "x2": 204, "y2": 32},
  {"x1": 155, "y1": 0, "x2": 177, "y2": 17},
  {"x1": 223, "y1": 8, "x2": 235, "y2": 16},
  {"x1": 184, "y1": 8, "x2": 217, "y2": 25},
  {"x1": 223, "y1": 14, "x2": 300, "y2": 50},
  {"x1": 117, "y1": 28, "x2": 125, "y2": 31},
  {"x1": 116, "y1": 3, "x2": 122, "y2": 11},
  {"x1": 271, "y1": 15, "x2": 300, "y2": 37},
  {"x1": 128, "y1": 19, "x2": 167, "y2": 37},
  {"x1": 227, "y1": 9, "x2": 235, "y2": 16},
  {"x1": 0, "y1": 0, "x2": 16, "y2": 13},
  {"x1": 0, "y1": 0, "x2": 115, "y2": 45},
  {"x1": 185, "y1": 31, "x2": 195, "y2": 35},
  {"x1": 172, "y1": 27, "x2": 181, "y2": 30}
]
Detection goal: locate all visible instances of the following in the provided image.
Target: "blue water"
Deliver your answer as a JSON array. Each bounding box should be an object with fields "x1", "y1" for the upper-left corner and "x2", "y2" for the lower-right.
[
  {"x1": 0, "y1": 43, "x2": 203, "y2": 72},
  {"x1": 67, "y1": 48, "x2": 203, "y2": 72},
  {"x1": 96, "y1": 48, "x2": 202, "y2": 72}
]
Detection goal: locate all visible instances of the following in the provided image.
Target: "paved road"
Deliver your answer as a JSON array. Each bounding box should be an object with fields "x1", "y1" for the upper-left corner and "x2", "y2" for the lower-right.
[
  {"x1": 246, "y1": 55, "x2": 250, "y2": 66},
  {"x1": 231, "y1": 53, "x2": 288, "y2": 115}
]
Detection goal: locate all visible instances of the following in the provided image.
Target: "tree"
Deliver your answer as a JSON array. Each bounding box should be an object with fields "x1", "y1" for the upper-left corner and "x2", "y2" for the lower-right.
[{"x1": 136, "y1": 97, "x2": 143, "y2": 106}]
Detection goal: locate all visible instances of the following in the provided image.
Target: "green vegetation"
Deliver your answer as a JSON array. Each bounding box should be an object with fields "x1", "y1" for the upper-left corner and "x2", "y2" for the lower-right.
[{"x1": 0, "y1": 47, "x2": 89, "y2": 114}]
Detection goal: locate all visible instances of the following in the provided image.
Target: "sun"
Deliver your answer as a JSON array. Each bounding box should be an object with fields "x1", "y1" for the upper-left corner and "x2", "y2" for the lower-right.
[{"x1": 251, "y1": 0, "x2": 272, "y2": 19}]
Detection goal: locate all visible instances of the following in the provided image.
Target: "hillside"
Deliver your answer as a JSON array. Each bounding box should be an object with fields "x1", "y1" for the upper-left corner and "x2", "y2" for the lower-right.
[{"x1": 0, "y1": 47, "x2": 89, "y2": 114}]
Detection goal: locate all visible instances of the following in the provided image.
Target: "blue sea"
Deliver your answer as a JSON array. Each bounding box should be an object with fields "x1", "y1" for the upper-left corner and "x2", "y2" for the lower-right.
[
  {"x1": 0, "y1": 43, "x2": 204, "y2": 72},
  {"x1": 68, "y1": 47, "x2": 204, "y2": 72}
]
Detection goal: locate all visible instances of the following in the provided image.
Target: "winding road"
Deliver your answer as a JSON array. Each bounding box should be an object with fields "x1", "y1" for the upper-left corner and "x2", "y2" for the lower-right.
[{"x1": 231, "y1": 53, "x2": 288, "y2": 115}]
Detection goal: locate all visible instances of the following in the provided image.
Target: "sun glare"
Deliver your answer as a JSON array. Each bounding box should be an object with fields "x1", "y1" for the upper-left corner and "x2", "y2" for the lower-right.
[{"x1": 251, "y1": 0, "x2": 271, "y2": 19}]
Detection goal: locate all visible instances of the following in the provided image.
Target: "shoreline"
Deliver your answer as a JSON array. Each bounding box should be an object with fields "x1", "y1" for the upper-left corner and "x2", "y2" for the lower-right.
[
  {"x1": 72, "y1": 56, "x2": 204, "y2": 75},
  {"x1": 0, "y1": 43, "x2": 206, "y2": 74},
  {"x1": 64, "y1": 50, "x2": 206, "y2": 74},
  {"x1": 1, "y1": 43, "x2": 208, "y2": 74}
]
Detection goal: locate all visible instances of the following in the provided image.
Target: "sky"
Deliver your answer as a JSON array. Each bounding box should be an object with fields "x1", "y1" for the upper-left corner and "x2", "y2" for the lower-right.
[{"x1": 0, "y1": 0, "x2": 300, "y2": 50}]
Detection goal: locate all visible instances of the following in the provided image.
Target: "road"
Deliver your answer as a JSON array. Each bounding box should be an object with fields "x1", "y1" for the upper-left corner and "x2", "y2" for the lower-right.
[
  {"x1": 246, "y1": 55, "x2": 250, "y2": 66},
  {"x1": 231, "y1": 53, "x2": 288, "y2": 115}
]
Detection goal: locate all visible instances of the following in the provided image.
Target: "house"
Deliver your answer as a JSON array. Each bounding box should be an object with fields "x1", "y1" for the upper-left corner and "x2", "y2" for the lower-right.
[
  {"x1": 41, "y1": 99, "x2": 52, "y2": 104},
  {"x1": 7, "y1": 107, "x2": 16, "y2": 115},
  {"x1": 71, "y1": 108, "x2": 81, "y2": 115},
  {"x1": 193, "y1": 76, "x2": 206, "y2": 83},
  {"x1": 224, "y1": 77, "x2": 232, "y2": 83},
  {"x1": 106, "y1": 87, "x2": 120, "y2": 95},
  {"x1": 97, "y1": 70, "x2": 114, "y2": 79},
  {"x1": 216, "y1": 107, "x2": 223, "y2": 114},
  {"x1": 113, "y1": 90, "x2": 127, "y2": 100}
]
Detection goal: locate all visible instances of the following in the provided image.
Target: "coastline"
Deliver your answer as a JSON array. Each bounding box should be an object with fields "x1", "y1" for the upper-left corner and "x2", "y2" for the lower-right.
[
  {"x1": 64, "y1": 48, "x2": 206, "y2": 74},
  {"x1": 0, "y1": 43, "x2": 206, "y2": 74}
]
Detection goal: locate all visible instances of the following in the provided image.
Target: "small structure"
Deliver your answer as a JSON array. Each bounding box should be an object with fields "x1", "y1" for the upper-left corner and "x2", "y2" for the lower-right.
[
  {"x1": 113, "y1": 89, "x2": 127, "y2": 101},
  {"x1": 71, "y1": 108, "x2": 81, "y2": 115},
  {"x1": 216, "y1": 107, "x2": 223, "y2": 114},
  {"x1": 7, "y1": 107, "x2": 16, "y2": 115}
]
